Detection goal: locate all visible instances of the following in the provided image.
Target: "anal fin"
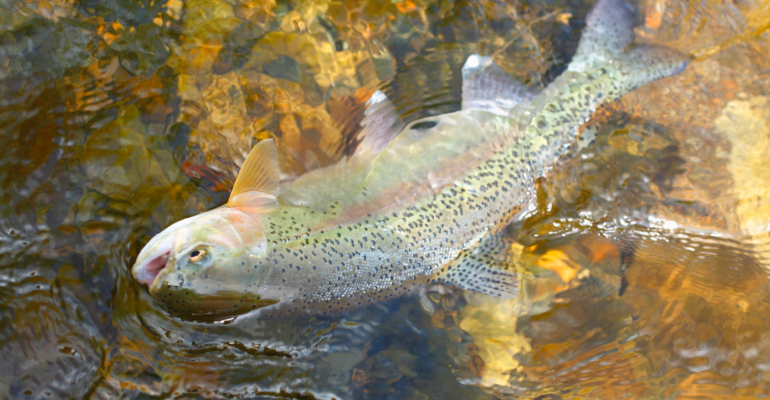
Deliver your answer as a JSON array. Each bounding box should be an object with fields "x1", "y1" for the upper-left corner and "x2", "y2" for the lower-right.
[{"x1": 434, "y1": 232, "x2": 520, "y2": 298}]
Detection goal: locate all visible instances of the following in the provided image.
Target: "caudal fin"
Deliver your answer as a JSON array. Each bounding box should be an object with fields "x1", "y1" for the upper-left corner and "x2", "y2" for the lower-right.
[
  {"x1": 569, "y1": 0, "x2": 689, "y2": 96},
  {"x1": 515, "y1": 0, "x2": 689, "y2": 174},
  {"x1": 569, "y1": 0, "x2": 637, "y2": 72}
]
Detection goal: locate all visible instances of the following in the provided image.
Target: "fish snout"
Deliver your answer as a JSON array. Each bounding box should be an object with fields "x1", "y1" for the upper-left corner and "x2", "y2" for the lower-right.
[{"x1": 133, "y1": 240, "x2": 174, "y2": 287}]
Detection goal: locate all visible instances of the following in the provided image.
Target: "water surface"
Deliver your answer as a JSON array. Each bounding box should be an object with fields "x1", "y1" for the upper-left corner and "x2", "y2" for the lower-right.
[{"x1": 1, "y1": 0, "x2": 770, "y2": 398}]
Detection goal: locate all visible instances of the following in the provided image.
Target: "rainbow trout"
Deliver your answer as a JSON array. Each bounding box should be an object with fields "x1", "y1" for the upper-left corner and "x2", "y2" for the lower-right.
[{"x1": 132, "y1": 0, "x2": 688, "y2": 320}]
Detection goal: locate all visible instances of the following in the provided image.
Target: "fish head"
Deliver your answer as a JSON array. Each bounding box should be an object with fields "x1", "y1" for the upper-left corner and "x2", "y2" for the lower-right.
[{"x1": 132, "y1": 207, "x2": 278, "y2": 321}]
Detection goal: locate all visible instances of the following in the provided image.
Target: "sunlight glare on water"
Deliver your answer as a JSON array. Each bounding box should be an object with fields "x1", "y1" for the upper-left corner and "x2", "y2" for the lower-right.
[{"x1": 1, "y1": 0, "x2": 770, "y2": 398}]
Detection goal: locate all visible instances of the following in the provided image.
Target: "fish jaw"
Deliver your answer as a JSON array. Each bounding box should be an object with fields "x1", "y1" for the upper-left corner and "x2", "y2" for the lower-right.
[
  {"x1": 132, "y1": 231, "x2": 181, "y2": 288},
  {"x1": 133, "y1": 213, "x2": 202, "y2": 287}
]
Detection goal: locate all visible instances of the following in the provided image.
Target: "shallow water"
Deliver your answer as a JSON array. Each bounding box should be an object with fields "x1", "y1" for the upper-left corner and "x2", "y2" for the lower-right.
[{"x1": 1, "y1": 0, "x2": 770, "y2": 398}]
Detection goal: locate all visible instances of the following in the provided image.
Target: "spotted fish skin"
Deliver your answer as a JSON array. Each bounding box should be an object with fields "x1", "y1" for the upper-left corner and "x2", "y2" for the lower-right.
[
  {"x1": 252, "y1": 53, "x2": 687, "y2": 318},
  {"x1": 132, "y1": 0, "x2": 689, "y2": 320},
  {"x1": 257, "y1": 131, "x2": 531, "y2": 317}
]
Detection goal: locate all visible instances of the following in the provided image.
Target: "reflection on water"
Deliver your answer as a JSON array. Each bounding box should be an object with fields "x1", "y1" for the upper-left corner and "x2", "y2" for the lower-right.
[{"x1": 1, "y1": 0, "x2": 769, "y2": 398}]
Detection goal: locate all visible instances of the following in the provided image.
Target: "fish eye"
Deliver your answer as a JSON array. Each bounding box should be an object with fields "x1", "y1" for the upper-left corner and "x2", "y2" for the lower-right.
[{"x1": 189, "y1": 249, "x2": 207, "y2": 262}]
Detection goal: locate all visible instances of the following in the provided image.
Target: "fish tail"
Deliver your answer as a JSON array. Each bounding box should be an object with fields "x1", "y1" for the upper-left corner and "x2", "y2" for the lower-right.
[
  {"x1": 569, "y1": 0, "x2": 638, "y2": 72},
  {"x1": 568, "y1": 0, "x2": 689, "y2": 89},
  {"x1": 519, "y1": 0, "x2": 689, "y2": 174}
]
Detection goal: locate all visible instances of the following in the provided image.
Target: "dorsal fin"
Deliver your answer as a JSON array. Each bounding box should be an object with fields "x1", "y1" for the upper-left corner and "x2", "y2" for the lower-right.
[
  {"x1": 356, "y1": 90, "x2": 405, "y2": 153},
  {"x1": 227, "y1": 139, "x2": 280, "y2": 209},
  {"x1": 462, "y1": 54, "x2": 535, "y2": 116},
  {"x1": 278, "y1": 90, "x2": 402, "y2": 211}
]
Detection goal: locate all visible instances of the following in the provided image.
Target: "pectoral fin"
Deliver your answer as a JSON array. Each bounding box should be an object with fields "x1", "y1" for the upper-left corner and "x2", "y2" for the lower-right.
[
  {"x1": 433, "y1": 232, "x2": 520, "y2": 298},
  {"x1": 228, "y1": 139, "x2": 281, "y2": 209}
]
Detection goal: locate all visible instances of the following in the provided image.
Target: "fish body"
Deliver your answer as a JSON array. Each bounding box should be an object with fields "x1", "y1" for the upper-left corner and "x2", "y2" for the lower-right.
[{"x1": 132, "y1": 0, "x2": 689, "y2": 320}]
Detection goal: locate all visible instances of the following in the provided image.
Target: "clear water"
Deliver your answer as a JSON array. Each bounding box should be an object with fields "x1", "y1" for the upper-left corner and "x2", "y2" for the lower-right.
[{"x1": 1, "y1": 0, "x2": 770, "y2": 398}]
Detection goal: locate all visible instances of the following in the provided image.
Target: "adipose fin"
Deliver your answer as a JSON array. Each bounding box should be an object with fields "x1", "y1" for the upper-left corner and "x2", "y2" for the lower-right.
[{"x1": 462, "y1": 54, "x2": 535, "y2": 116}]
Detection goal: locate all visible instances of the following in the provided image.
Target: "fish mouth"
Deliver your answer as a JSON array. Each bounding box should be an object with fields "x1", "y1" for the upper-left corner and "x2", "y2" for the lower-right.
[{"x1": 133, "y1": 242, "x2": 173, "y2": 287}]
